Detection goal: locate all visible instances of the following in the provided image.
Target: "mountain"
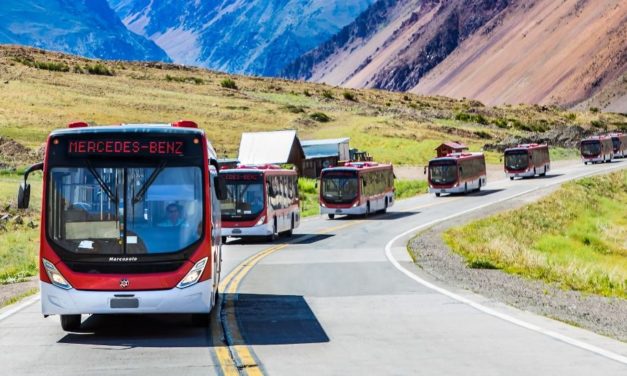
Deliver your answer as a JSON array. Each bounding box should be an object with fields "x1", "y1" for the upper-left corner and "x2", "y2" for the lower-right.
[
  {"x1": 108, "y1": 0, "x2": 375, "y2": 76},
  {"x1": 0, "y1": 0, "x2": 170, "y2": 62},
  {"x1": 283, "y1": 0, "x2": 627, "y2": 109}
]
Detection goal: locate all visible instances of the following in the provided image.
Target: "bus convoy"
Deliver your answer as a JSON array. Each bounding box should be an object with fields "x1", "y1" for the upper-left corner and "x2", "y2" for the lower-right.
[
  {"x1": 319, "y1": 162, "x2": 394, "y2": 219},
  {"x1": 503, "y1": 143, "x2": 550, "y2": 180},
  {"x1": 427, "y1": 152, "x2": 487, "y2": 197},
  {"x1": 219, "y1": 164, "x2": 300, "y2": 241},
  {"x1": 16, "y1": 121, "x2": 622, "y2": 330}
]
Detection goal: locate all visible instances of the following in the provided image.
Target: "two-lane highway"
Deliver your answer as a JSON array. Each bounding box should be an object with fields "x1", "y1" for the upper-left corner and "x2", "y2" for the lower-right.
[{"x1": 1, "y1": 160, "x2": 626, "y2": 375}]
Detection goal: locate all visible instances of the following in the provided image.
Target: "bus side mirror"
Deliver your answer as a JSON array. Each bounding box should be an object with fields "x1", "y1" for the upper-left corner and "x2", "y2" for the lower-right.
[
  {"x1": 214, "y1": 175, "x2": 227, "y2": 201},
  {"x1": 423, "y1": 166, "x2": 427, "y2": 175},
  {"x1": 17, "y1": 162, "x2": 43, "y2": 210},
  {"x1": 18, "y1": 183, "x2": 31, "y2": 209},
  {"x1": 315, "y1": 180, "x2": 318, "y2": 189}
]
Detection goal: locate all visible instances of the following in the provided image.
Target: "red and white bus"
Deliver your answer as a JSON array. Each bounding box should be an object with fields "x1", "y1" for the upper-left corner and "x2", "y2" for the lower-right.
[
  {"x1": 319, "y1": 162, "x2": 394, "y2": 219},
  {"x1": 428, "y1": 153, "x2": 486, "y2": 197},
  {"x1": 17, "y1": 120, "x2": 226, "y2": 331},
  {"x1": 581, "y1": 136, "x2": 614, "y2": 164},
  {"x1": 220, "y1": 165, "x2": 300, "y2": 240},
  {"x1": 503, "y1": 143, "x2": 550, "y2": 180},
  {"x1": 608, "y1": 133, "x2": 627, "y2": 158}
]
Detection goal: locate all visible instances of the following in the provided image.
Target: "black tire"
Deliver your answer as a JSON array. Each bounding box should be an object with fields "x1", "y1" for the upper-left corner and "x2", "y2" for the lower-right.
[
  {"x1": 510, "y1": 176, "x2": 514, "y2": 180},
  {"x1": 365, "y1": 202, "x2": 370, "y2": 217},
  {"x1": 533, "y1": 167, "x2": 537, "y2": 177},
  {"x1": 476, "y1": 180, "x2": 482, "y2": 192},
  {"x1": 221, "y1": 236, "x2": 227, "y2": 244},
  {"x1": 382, "y1": 198, "x2": 388, "y2": 213},
  {"x1": 60, "y1": 314, "x2": 81, "y2": 331},
  {"x1": 435, "y1": 193, "x2": 441, "y2": 197},
  {"x1": 540, "y1": 166, "x2": 547, "y2": 177},
  {"x1": 464, "y1": 183, "x2": 468, "y2": 194},
  {"x1": 286, "y1": 215, "x2": 294, "y2": 237},
  {"x1": 266, "y1": 219, "x2": 278, "y2": 242},
  {"x1": 328, "y1": 214, "x2": 335, "y2": 220}
]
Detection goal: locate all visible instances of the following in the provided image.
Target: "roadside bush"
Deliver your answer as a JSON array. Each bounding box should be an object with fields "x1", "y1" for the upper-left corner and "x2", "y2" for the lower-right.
[
  {"x1": 473, "y1": 130, "x2": 492, "y2": 139},
  {"x1": 321, "y1": 90, "x2": 334, "y2": 99},
  {"x1": 166, "y1": 74, "x2": 204, "y2": 84},
  {"x1": 395, "y1": 179, "x2": 428, "y2": 199},
  {"x1": 454, "y1": 112, "x2": 488, "y2": 125},
  {"x1": 14, "y1": 57, "x2": 69, "y2": 72},
  {"x1": 343, "y1": 91, "x2": 357, "y2": 101},
  {"x1": 309, "y1": 112, "x2": 331, "y2": 122},
  {"x1": 220, "y1": 78, "x2": 238, "y2": 89},
  {"x1": 303, "y1": 89, "x2": 312, "y2": 97},
  {"x1": 85, "y1": 63, "x2": 114, "y2": 76},
  {"x1": 590, "y1": 119, "x2": 606, "y2": 129},
  {"x1": 283, "y1": 104, "x2": 306, "y2": 113}
]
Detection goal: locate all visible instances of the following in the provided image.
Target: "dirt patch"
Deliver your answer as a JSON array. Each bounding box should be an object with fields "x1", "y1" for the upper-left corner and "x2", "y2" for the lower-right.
[
  {"x1": 407, "y1": 188, "x2": 627, "y2": 342},
  {"x1": 0, "y1": 137, "x2": 38, "y2": 167},
  {"x1": 483, "y1": 125, "x2": 592, "y2": 151}
]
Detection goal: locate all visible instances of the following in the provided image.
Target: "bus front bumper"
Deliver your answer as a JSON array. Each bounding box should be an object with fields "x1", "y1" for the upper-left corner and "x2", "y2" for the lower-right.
[
  {"x1": 221, "y1": 223, "x2": 272, "y2": 237},
  {"x1": 429, "y1": 185, "x2": 465, "y2": 194},
  {"x1": 320, "y1": 204, "x2": 364, "y2": 216},
  {"x1": 40, "y1": 279, "x2": 214, "y2": 315}
]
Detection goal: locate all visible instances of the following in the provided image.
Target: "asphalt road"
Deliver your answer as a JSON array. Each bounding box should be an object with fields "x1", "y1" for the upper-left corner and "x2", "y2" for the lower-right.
[{"x1": 1, "y1": 160, "x2": 626, "y2": 375}]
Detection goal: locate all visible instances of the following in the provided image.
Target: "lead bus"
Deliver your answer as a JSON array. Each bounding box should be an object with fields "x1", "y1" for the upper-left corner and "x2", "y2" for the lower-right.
[
  {"x1": 220, "y1": 165, "x2": 300, "y2": 241},
  {"x1": 18, "y1": 121, "x2": 226, "y2": 331},
  {"x1": 319, "y1": 162, "x2": 394, "y2": 219},
  {"x1": 580, "y1": 135, "x2": 614, "y2": 164},
  {"x1": 427, "y1": 152, "x2": 486, "y2": 196},
  {"x1": 503, "y1": 143, "x2": 550, "y2": 180}
]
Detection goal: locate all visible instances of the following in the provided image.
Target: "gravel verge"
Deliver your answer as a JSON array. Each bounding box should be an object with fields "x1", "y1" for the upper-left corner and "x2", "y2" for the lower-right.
[
  {"x1": 0, "y1": 278, "x2": 38, "y2": 308},
  {"x1": 407, "y1": 186, "x2": 627, "y2": 342}
]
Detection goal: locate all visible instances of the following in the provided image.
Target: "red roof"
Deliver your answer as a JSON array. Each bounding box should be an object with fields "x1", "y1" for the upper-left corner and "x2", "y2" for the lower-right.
[{"x1": 437, "y1": 141, "x2": 468, "y2": 149}]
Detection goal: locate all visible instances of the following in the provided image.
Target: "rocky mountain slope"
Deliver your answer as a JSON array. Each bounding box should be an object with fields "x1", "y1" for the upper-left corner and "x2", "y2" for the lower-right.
[
  {"x1": 283, "y1": 0, "x2": 626, "y2": 110},
  {"x1": 108, "y1": 0, "x2": 375, "y2": 76},
  {"x1": 0, "y1": 0, "x2": 169, "y2": 62}
]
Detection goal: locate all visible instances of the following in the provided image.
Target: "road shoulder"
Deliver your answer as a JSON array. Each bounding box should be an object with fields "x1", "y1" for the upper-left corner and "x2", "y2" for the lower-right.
[{"x1": 407, "y1": 186, "x2": 627, "y2": 342}]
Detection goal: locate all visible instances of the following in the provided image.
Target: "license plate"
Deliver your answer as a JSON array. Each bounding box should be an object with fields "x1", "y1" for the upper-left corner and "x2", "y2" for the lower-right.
[
  {"x1": 110, "y1": 298, "x2": 139, "y2": 309},
  {"x1": 335, "y1": 209, "x2": 342, "y2": 214},
  {"x1": 232, "y1": 229, "x2": 242, "y2": 234}
]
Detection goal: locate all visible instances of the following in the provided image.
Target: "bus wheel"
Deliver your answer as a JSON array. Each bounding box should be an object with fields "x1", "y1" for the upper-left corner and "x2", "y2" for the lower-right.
[
  {"x1": 365, "y1": 202, "x2": 370, "y2": 217},
  {"x1": 221, "y1": 236, "x2": 227, "y2": 244},
  {"x1": 328, "y1": 214, "x2": 335, "y2": 220},
  {"x1": 286, "y1": 215, "x2": 294, "y2": 237},
  {"x1": 540, "y1": 166, "x2": 547, "y2": 177},
  {"x1": 509, "y1": 176, "x2": 514, "y2": 180},
  {"x1": 267, "y1": 220, "x2": 278, "y2": 241},
  {"x1": 60, "y1": 314, "x2": 81, "y2": 331}
]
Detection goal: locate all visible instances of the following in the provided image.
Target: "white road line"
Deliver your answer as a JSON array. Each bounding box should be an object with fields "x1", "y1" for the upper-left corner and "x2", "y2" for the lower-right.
[
  {"x1": 0, "y1": 294, "x2": 40, "y2": 322},
  {"x1": 384, "y1": 163, "x2": 627, "y2": 365}
]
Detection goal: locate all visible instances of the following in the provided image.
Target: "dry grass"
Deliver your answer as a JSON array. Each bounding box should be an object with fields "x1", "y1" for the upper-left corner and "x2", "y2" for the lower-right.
[{"x1": 0, "y1": 45, "x2": 624, "y2": 168}]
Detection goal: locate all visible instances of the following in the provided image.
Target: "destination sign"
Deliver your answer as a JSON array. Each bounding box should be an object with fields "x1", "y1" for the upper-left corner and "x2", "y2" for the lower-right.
[
  {"x1": 67, "y1": 139, "x2": 186, "y2": 157},
  {"x1": 222, "y1": 173, "x2": 262, "y2": 181}
]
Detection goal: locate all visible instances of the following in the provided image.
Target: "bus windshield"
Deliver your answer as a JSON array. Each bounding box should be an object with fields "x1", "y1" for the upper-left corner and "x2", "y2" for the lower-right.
[
  {"x1": 504, "y1": 150, "x2": 529, "y2": 170},
  {"x1": 322, "y1": 171, "x2": 358, "y2": 204},
  {"x1": 611, "y1": 137, "x2": 620, "y2": 151},
  {"x1": 581, "y1": 141, "x2": 601, "y2": 157},
  {"x1": 47, "y1": 166, "x2": 203, "y2": 255},
  {"x1": 220, "y1": 173, "x2": 265, "y2": 221},
  {"x1": 429, "y1": 161, "x2": 457, "y2": 185}
]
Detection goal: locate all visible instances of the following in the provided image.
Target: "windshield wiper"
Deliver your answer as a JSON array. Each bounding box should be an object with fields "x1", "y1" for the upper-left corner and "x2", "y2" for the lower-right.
[
  {"x1": 87, "y1": 162, "x2": 117, "y2": 204},
  {"x1": 132, "y1": 161, "x2": 167, "y2": 204}
]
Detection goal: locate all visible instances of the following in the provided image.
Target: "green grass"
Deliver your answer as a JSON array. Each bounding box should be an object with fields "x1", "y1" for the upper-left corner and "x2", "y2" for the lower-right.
[
  {"x1": 298, "y1": 178, "x2": 319, "y2": 217},
  {"x1": 0, "y1": 172, "x2": 42, "y2": 284},
  {"x1": 395, "y1": 179, "x2": 428, "y2": 199},
  {"x1": 444, "y1": 171, "x2": 627, "y2": 298}
]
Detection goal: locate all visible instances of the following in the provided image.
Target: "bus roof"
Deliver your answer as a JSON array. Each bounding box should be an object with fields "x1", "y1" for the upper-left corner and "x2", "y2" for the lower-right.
[
  {"x1": 429, "y1": 152, "x2": 484, "y2": 162},
  {"x1": 504, "y1": 143, "x2": 548, "y2": 152},
  {"x1": 220, "y1": 164, "x2": 296, "y2": 174},
  {"x1": 50, "y1": 123, "x2": 205, "y2": 137},
  {"x1": 321, "y1": 161, "x2": 392, "y2": 173},
  {"x1": 582, "y1": 135, "x2": 611, "y2": 142}
]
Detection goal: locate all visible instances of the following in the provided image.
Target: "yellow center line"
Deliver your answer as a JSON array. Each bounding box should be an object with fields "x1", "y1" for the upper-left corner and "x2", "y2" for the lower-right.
[{"x1": 213, "y1": 219, "x2": 364, "y2": 375}]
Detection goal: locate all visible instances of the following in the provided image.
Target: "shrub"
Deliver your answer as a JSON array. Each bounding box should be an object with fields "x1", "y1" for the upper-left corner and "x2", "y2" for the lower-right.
[
  {"x1": 14, "y1": 57, "x2": 69, "y2": 72},
  {"x1": 283, "y1": 104, "x2": 306, "y2": 113},
  {"x1": 590, "y1": 119, "x2": 606, "y2": 129},
  {"x1": 321, "y1": 90, "x2": 334, "y2": 99},
  {"x1": 303, "y1": 89, "x2": 312, "y2": 97},
  {"x1": 343, "y1": 91, "x2": 357, "y2": 101},
  {"x1": 166, "y1": 74, "x2": 204, "y2": 84},
  {"x1": 473, "y1": 130, "x2": 492, "y2": 139},
  {"x1": 73, "y1": 65, "x2": 84, "y2": 74},
  {"x1": 309, "y1": 112, "x2": 331, "y2": 122},
  {"x1": 589, "y1": 107, "x2": 599, "y2": 113},
  {"x1": 85, "y1": 63, "x2": 114, "y2": 76},
  {"x1": 220, "y1": 78, "x2": 238, "y2": 89}
]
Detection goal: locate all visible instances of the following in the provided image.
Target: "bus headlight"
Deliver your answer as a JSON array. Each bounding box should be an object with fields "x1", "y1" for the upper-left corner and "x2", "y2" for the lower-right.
[
  {"x1": 256, "y1": 216, "x2": 266, "y2": 226},
  {"x1": 177, "y1": 257, "x2": 208, "y2": 289},
  {"x1": 43, "y1": 259, "x2": 72, "y2": 290},
  {"x1": 352, "y1": 201, "x2": 359, "y2": 208}
]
